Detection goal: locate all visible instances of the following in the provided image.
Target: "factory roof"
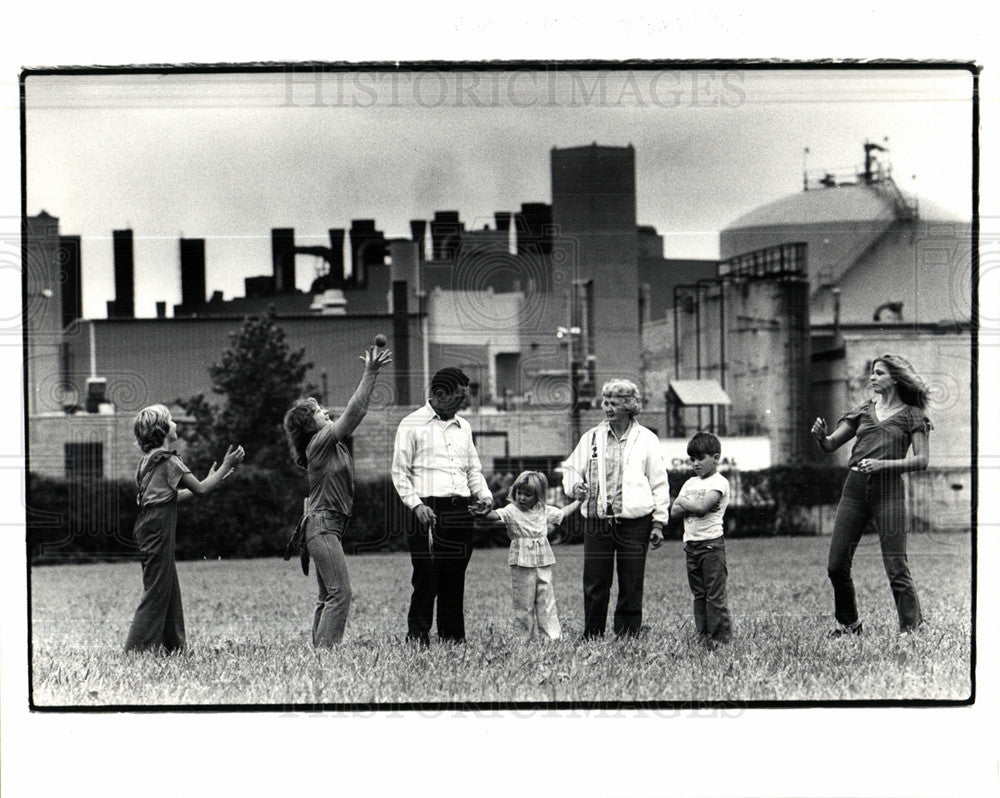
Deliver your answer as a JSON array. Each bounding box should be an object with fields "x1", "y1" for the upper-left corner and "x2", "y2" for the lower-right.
[{"x1": 723, "y1": 183, "x2": 968, "y2": 231}]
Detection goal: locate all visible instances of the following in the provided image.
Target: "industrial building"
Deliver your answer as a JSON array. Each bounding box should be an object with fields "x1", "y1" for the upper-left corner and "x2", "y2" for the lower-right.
[
  {"x1": 25, "y1": 141, "x2": 973, "y2": 533},
  {"x1": 26, "y1": 143, "x2": 710, "y2": 479},
  {"x1": 641, "y1": 142, "x2": 972, "y2": 531}
]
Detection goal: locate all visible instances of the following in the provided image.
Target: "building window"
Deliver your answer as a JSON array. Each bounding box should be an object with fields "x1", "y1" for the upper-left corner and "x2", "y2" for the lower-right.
[
  {"x1": 494, "y1": 353, "x2": 521, "y2": 402},
  {"x1": 472, "y1": 431, "x2": 508, "y2": 473},
  {"x1": 64, "y1": 442, "x2": 103, "y2": 480}
]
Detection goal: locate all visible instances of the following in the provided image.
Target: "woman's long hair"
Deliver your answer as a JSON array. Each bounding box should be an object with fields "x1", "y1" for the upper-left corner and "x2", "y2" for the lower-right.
[
  {"x1": 283, "y1": 398, "x2": 321, "y2": 469},
  {"x1": 877, "y1": 354, "x2": 930, "y2": 410}
]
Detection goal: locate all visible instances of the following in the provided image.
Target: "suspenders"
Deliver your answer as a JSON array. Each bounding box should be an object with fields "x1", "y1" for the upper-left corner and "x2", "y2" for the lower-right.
[
  {"x1": 135, "y1": 450, "x2": 176, "y2": 506},
  {"x1": 587, "y1": 428, "x2": 626, "y2": 525}
]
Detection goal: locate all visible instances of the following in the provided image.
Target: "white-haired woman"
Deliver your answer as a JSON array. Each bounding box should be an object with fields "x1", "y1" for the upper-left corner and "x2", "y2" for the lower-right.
[{"x1": 562, "y1": 379, "x2": 671, "y2": 639}]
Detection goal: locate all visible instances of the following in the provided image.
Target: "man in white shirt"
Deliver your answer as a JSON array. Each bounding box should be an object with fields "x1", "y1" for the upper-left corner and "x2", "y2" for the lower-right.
[{"x1": 391, "y1": 367, "x2": 493, "y2": 643}]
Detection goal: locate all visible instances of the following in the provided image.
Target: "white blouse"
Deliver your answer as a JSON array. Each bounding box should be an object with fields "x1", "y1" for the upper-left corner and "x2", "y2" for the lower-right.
[{"x1": 495, "y1": 503, "x2": 562, "y2": 568}]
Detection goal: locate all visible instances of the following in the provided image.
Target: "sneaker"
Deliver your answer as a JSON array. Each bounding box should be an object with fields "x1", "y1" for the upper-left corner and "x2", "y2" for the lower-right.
[{"x1": 828, "y1": 622, "x2": 863, "y2": 638}]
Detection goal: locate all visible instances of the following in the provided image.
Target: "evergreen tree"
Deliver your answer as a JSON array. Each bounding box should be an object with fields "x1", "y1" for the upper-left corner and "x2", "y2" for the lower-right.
[
  {"x1": 175, "y1": 392, "x2": 219, "y2": 473},
  {"x1": 178, "y1": 307, "x2": 315, "y2": 470}
]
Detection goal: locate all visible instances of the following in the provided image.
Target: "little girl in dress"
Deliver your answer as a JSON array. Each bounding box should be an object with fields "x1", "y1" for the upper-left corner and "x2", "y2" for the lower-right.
[{"x1": 477, "y1": 471, "x2": 579, "y2": 641}]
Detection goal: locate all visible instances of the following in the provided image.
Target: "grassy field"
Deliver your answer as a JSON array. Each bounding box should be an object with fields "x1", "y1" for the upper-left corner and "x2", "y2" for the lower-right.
[{"x1": 29, "y1": 532, "x2": 972, "y2": 707}]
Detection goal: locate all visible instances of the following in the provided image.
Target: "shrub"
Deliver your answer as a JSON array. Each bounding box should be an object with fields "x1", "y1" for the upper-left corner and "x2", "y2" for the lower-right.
[
  {"x1": 175, "y1": 465, "x2": 303, "y2": 559},
  {"x1": 28, "y1": 474, "x2": 139, "y2": 563},
  {"x1": 346, "y1": 475, "x2": 410, "y2": 554},
  {"x1": 27, "y1": 468, "x2": 304, "y2": 564},
  {"x1": 26, "y1": 465, "x2": 853, "y2": 563}
]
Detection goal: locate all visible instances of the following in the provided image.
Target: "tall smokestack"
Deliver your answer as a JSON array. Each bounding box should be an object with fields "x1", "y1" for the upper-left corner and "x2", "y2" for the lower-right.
[
  {"x1": 831, "y1": 287, "x2": 842, "y2": 344},
  {"x1": 430, "y1": 211, "x2": 461, "y2": 261},
  {"x1": 516, "y1": 203, "x2": 553, "y2": 256},
  {"x1": 271, "y1": 228, "x2": 296, "y2": 293},
  {"x1": 179, "y1": 238, "x2": 206, "y2": 312},
  {"x1": 409, "y1": 220, "x2": 427, "y2": 266},
  {"x1": 327, "y1": 229, "x2": 345, "y2": 283},
  {"x1": 350, "y1": 219, "x2": 387, "y2": 287},
  {"x1": 110, "y1": 229, "x2": 135, "y2": 318},
  {"x1": 58, "y1": 235, "x2": 82, "y2": 329},
  {"x1": 409, "y1": 219, "x2": 426, "y2": 243},
  {"x1": 392, "y1": 280, "x2": 411, "y2": 405}
]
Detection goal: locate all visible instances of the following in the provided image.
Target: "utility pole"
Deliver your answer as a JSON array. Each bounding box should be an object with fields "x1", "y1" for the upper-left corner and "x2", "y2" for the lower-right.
[{"x1": 557, "y1": 325, "x2": 582, "y2": 444}]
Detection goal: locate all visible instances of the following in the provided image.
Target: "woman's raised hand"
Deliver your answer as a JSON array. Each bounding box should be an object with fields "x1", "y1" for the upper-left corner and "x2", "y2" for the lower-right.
[{"x1": 361, "y1": 346, "x2": 393, "y2": 372}]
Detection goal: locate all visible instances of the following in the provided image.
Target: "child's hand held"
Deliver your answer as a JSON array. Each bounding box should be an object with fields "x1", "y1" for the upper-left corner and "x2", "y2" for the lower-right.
[{"x1": 470, "y1": 497, "x2": 492, "y2": 516}]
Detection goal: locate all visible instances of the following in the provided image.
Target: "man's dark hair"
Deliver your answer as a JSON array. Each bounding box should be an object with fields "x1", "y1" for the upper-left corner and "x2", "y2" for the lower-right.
[
  {"x1": 430, "y1": 367, "x2": 470, "y2": 395},
  {"x1": 687, "y1": 431, "x2": 721, "y2": 458}
]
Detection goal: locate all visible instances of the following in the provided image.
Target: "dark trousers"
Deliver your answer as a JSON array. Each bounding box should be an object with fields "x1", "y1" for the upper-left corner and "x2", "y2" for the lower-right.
[
  {"x1": 406, "y1": 497, "x2": 476, "y2": 643},
  {"x1": 124, "y1": 503, "x2": 186, "y2": 653},
  {"x1": 582, "y1": 514, "x2": 651, "y2": 638},
  {"x1": 685, "y1": 537, "x2": 732, "y2": 643},
  {"x1": 827, "y1": 470, "x2": 922, "y2": 630}
]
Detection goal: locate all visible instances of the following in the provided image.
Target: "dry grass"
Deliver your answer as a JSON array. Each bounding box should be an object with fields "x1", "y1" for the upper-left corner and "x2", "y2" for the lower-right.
[{"x1": 30, "y1": 532, "x2": 972, "y2": 707}]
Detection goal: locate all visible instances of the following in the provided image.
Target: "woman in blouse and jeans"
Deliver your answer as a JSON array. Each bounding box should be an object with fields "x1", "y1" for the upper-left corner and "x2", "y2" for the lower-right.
[
  {"x1": 810, "y1": 355, "x2": 932, "y2": 636},
  {"x1": 282, "y1": 345, "x2": 392, "y2": 647}
]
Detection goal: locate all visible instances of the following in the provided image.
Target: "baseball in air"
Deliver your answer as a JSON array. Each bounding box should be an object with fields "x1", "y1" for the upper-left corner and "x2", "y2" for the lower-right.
[{"x1": 374, "y1": 334, "x2": 388, "y2": 348}]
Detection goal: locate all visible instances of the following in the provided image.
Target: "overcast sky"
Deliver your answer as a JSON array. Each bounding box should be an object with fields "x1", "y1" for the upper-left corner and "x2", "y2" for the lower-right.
[{"x1": 24, "y1": 67, "x2": 973, "y2": 319}]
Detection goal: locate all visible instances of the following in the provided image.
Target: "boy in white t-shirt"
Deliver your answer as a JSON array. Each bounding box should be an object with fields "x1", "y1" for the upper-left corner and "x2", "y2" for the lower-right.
[{"x1": 670, "y1": 432, "x2": 732, "y2": 646}]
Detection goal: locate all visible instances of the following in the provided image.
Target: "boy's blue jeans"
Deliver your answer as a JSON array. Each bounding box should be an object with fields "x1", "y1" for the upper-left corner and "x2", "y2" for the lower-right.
[
  {"x1": 685, "y1": 537, "x2": 732, "y2": 643},
  {"x1": 305, "y1": 511, "x2": 352, "y2": 647},
  {"x1": 827, "y1": 470, "x2": 922, "y2": 631}
]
